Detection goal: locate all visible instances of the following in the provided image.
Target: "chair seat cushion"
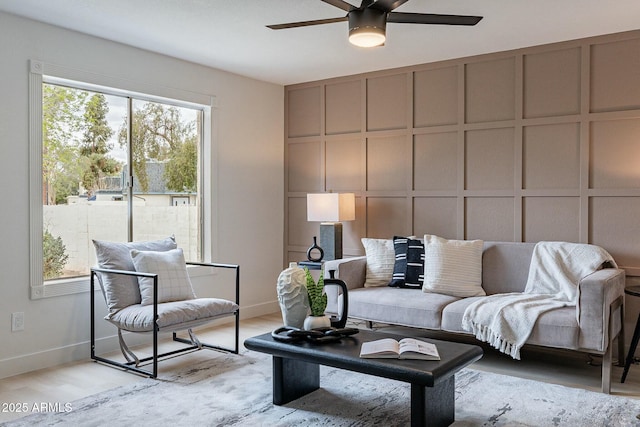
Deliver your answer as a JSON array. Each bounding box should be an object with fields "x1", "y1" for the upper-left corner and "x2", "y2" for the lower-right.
[{"x1": 106, "y1": 298, "x2": 239, "y2": 332}]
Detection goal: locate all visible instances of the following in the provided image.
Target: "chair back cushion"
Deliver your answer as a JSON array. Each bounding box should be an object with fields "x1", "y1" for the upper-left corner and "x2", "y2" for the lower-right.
[
  {"x1": 130, "y1": 248, "x2": 196, "y2": 305},
  {"x1": 93, "y1": 237, "x2": 177, "y2": 310}
]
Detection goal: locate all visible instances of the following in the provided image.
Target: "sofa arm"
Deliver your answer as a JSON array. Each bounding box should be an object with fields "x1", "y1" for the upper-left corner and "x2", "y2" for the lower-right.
[
  {"x1": 577, "y1": 268, "x2": 626, "y2": 352},
  {"x1": 323, "y1": 256, "x2": 367, "y2": 316},
  {"x1": 323, "y1": 256, "x2": 367, "y2": 290}
]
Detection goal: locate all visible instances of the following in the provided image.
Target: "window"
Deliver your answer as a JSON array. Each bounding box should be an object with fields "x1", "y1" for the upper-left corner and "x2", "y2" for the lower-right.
[{"x1": 29, "y1": 60, "x2": 215, "y2": 298}]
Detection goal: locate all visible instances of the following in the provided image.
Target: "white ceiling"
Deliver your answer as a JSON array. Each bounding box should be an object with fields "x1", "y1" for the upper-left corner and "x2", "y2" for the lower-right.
[{"x1": 1, "y1": 0, "x2": 639, "y2": 86}]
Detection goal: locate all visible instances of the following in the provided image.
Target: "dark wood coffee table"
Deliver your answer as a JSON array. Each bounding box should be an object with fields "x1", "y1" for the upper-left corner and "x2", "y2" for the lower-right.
[{"x1": 244, "y1": 329, "x2": 482, "y2": 427}]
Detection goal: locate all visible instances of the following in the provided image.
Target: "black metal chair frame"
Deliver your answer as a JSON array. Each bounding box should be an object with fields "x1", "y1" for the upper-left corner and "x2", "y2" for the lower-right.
[{"x1": 90, "y1": 261, "x2": 240, "y2": 378}]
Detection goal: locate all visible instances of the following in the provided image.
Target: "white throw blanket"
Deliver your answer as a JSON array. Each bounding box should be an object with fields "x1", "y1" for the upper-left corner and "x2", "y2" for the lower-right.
[{"x1": 461, "y1": 241, "x2": 616, "y2": 359}]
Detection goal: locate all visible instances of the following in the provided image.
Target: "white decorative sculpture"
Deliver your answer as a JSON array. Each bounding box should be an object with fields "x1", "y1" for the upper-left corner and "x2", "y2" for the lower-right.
[{"x1": 276, "y1": 262, "x2": 310, "y2": 329}]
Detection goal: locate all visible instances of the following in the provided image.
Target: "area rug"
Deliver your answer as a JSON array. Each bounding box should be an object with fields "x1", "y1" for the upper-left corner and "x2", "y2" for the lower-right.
[{"x1": 4, "y1": 350, "x2": 640, "y2": 427}]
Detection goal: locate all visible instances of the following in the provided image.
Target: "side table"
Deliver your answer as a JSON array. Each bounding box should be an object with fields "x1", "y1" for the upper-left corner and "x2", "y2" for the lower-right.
[
  {"x1": 298, "y1": 261, "x2": 323, "y2": 270},
  {"x1": 298, "y1": 261, "x2": 338, "y2": 279},
  {"x1": 621, "y1": 286, "x2": 640, "y2": 382}
]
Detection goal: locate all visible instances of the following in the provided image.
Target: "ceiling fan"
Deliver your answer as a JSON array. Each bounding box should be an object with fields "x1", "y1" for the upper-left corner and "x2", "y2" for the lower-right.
[{"x1": 266, "y1": 0, "x2": 483, "y2": 48}]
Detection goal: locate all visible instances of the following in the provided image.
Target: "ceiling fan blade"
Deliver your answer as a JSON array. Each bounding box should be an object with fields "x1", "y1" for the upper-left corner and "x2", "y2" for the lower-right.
[
  {"x1": 369, "y1": 0, "x2": 410, "y2": 12},
  {"x1": 387, "y1": 12, "x2": 483, "y2": 25},
  {"x1": 321, "y1": 0, "x2": 356, "y2": 12},
  {"x1": 267, "y1": 16, "x2": 348, "y2": 30}
]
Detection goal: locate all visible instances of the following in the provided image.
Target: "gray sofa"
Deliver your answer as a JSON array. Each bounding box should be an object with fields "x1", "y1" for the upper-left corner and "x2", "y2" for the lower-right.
[{"x1": 324, "y1": 241, "x2": 625, "y2": 393}]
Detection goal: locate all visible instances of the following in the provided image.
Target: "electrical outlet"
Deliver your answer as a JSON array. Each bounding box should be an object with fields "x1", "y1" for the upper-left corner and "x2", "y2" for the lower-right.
[{"x1": 11, "y1": 312, "x2": 24, "y2": 332}]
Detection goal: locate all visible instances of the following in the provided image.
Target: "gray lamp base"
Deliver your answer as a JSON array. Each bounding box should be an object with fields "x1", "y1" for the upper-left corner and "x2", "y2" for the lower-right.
[{"x1": 319, "y1": 222, "x2": 342, "y2": 261}]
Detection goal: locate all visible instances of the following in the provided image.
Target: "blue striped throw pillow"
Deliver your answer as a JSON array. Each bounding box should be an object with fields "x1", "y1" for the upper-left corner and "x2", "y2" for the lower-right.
[{"x1": 388, "y1": 236, "x2": 424, "y2": 289}]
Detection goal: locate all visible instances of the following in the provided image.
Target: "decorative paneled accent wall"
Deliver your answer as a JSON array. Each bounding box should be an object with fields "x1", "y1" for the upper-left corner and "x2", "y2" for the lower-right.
[{"x1": 285, "y1": 30, "x2": 640, "y2": 275}]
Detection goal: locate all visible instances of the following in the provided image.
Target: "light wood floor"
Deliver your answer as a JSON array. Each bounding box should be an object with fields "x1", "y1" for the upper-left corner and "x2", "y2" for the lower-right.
[{"x1": 1, "y1": 312, "x2": 640, "y2": 423}]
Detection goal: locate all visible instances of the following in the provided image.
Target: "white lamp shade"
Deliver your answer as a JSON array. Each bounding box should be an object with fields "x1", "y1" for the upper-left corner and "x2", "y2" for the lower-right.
[{"x1": 307, "y1": 193, "x2": 355, "y2": 223}]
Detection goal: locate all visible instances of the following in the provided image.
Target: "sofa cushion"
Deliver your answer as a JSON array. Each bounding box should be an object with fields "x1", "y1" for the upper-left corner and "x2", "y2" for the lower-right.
[
  {"x1": 441, "y1": 297, "x2": 484, "y2": 333},
  {"x1": 389, "y1": 236, "x2": 424, "y2": 289},
  {"x1": 442, "y1": 297, "x2": 579, "y2": 349},
  {"x1": 347, "y1": 287, "x2": 460, "y2": 329},
  {"x1": 481, "y1": 242, "x2": 535, "y2": 295},
  {"x1": 361, "y1": 238, "x2": 395, "y2": 287},
  {"x1": 422, "y1": 235, "x2": 485, "y2": 297},
  {"x1": 528, "y1": 308, "x2": 579, "y2": 349}
]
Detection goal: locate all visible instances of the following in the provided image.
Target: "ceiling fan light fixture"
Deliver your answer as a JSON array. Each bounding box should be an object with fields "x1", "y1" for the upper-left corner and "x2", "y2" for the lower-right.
[
  {"x1": 266, "y1": 0, "x2": 484, "y2": 48},
  {"x1": 348, "y1": 8, "x2": 387, "y2": 48},
  {"x1": 349, "y1": 26, "x2": 386, "y2": 47}
]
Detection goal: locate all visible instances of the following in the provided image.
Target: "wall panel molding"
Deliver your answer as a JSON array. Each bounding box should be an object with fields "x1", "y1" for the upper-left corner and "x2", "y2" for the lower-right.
[{"x1": 284, "y1": 30, "x2": 640, "y2": 274}]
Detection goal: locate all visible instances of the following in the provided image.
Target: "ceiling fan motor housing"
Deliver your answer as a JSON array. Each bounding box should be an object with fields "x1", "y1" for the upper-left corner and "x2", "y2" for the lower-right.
[{"x1": 348, "y1": 8, "x2": 387, "y2": 45}]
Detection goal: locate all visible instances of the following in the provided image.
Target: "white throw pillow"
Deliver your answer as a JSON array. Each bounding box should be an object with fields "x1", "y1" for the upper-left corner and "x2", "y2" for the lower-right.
[
  {"x1": 422, "y1": 234, "x2": 485, "y2": 297},
  {"x1": 130, "y1": 248, "x2": 196, "y2": 306},
  {"x1": 361, "y1": 238, "x2": 395, "y2": 287}
]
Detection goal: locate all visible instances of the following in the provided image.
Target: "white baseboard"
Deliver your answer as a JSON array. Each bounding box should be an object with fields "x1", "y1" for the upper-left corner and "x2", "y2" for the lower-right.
[
  {"x1": 0, "y1": 340, "x2": 91, "y2": 380},
  {"x1": 239, "y1": 300, "x2": 279, "y2": 320},
  {"x1": 0, "y1": 301, "x2": 280, "y2": 380}
]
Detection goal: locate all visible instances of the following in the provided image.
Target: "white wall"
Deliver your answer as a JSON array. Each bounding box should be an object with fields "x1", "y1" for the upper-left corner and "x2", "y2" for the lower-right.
[{"x1": 0, "y1": 12, "x2": 284, "y2": 378}]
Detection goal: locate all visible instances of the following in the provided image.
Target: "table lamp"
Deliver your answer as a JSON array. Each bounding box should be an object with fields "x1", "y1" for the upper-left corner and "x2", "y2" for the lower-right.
[{"x1": 306, "y1": 193, "x2": 356, "y2": 261}]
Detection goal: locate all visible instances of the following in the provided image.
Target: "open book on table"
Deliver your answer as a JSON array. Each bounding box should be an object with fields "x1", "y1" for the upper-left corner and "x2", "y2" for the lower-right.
[{"x1": 359, "y1": 337, "x2": 440, "y2": 360}]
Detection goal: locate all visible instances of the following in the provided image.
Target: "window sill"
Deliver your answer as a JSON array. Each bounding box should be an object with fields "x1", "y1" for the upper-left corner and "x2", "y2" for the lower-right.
[{"x1": 32, "y1": 276, "x2": 90, "y2": 299}]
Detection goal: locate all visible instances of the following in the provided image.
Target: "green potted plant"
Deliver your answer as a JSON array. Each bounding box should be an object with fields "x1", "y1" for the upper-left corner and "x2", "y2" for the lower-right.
[{"x1": 303, "y1": 267, "x2": 330, "y2": 330}]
